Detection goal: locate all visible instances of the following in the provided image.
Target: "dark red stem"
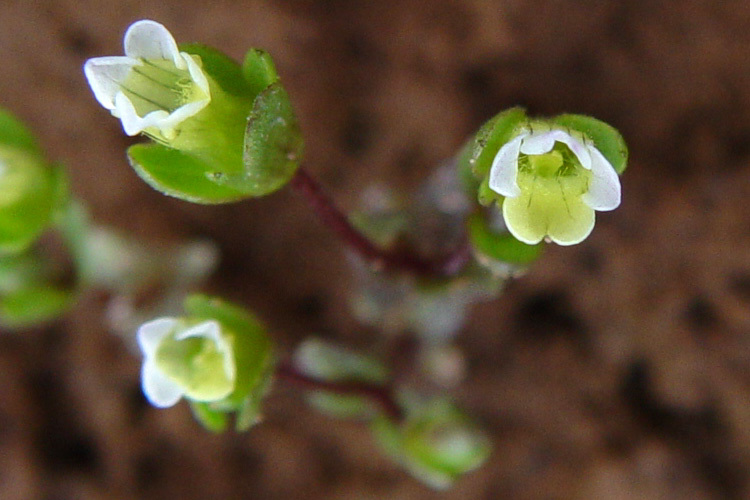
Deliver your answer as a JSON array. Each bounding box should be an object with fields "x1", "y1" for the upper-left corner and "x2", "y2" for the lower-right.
[
  {"x1": 276, "y1": 362, "x2": 403, "y2": 421},
  {"x1": 290, "y1": 167, "x2": 471, "y2": 278}
]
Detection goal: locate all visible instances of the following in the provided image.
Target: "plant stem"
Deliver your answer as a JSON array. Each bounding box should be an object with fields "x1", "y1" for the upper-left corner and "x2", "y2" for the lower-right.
[
  {"x1": 276, "y1": 362, "x2": 403, "y2": 421},
  {"x1": 290, "y1": 167, "x2": 471, "y2": 278}
]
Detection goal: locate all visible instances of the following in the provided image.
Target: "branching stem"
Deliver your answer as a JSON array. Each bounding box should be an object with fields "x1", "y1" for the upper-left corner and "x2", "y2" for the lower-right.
[
  {"x1": 290, "y1": 167, "x2": 471, "y2": 278},
  {"x1": 276, "y1": 361, "x2": 403, "y2": 421}
]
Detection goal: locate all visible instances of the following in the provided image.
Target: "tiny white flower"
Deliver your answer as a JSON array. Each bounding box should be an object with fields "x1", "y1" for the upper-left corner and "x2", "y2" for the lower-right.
[
  {"x1": 84, "y1": 20, "x2": 210, "y2": 139},
  {"x1": 137, "y1": 317, "x2": 236, "y2": 408},
  {"x1": 488, "y1": 126, "x2": 621, "y2": 245}
]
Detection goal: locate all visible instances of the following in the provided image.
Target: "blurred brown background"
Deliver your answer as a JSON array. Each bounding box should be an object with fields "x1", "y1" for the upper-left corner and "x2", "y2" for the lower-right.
[{"x1": 0, "y1": 0, "x2": 749, "y2": 498}]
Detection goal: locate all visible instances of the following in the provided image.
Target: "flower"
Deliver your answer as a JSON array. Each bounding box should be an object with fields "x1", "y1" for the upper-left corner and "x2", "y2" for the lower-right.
[
  {"x1": 488, "y1": 125, "x2": 621, "y2": 245},
  {"x1": 84, "y1": 20, "x2": 210, "y2": 139},
  {"x1": 137, "y1": 317, "x2": 236, "y2": 408}
]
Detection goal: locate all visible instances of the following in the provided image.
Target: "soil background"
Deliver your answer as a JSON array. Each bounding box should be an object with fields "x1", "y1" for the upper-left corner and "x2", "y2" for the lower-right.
[{"x1": 0, "y1": 1, "x2": 749, "y2": 499}]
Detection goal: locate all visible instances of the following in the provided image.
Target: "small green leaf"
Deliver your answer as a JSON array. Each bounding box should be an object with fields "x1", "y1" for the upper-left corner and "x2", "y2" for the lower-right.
[
  {"x1": 0, "y1": 285, "x2": 72, "y2": 328},
  {"x1": 551, "y1": 113, "x2": 628, "y2": 174},
  {"x1": 128, "y1": 143, "x2": 248, "y2": 204},
  {"x1": 242, "y1": 49, "x2": 280, "y2": 98},
  {"x1": 468, "y1": 213, "x2": 543, "y2": 262},
  {"x1": 0, "y1": 109, "x2": 41, "y2": 154},
  {"x1": 214, "y1": 83, "x2": 303, "y2": 197},
  {"x1": 470, "y1": 107, "x2": 527, "y2": 179},
  {"x1": 181, "y1": 44, "x2": 255, "y2": 98},
  {"x1": 189, "y1": 401, "x2": 229, "y2": 433}
]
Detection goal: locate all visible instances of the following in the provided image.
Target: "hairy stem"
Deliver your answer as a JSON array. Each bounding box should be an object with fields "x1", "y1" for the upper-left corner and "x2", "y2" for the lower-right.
[
  {"x1": 276, "y1": 362, "x2": 403, "y2": 421},
  {"x1": 290, "y1": 167, "x2": 471, "y2": 278}
]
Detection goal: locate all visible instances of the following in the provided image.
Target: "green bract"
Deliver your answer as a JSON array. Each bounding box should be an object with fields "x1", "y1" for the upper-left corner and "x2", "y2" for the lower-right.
[
  {"x1": 372, "y1": 398, "x2": 491, "y2": 489},
  {"x1": 459, "y1": 108, "x2": 627, "y2": 246},
  {"x1": 0, "y1": 109, "x2": 68, "y2": 254},
  {"x1": 137, "y1": 294, "x2": 274, "y2": 432},
  {"x1": 84, "y1": 20, "x2": 302, "y2": 204}
]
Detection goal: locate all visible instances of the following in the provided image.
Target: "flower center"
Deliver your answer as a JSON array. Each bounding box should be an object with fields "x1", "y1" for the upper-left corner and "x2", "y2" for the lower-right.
[
  {"x1": 517, "y1": 143, "x2": 591, "y2": 199},
  {"x1": 155, "y1": 326, "x2": 235, "y2": 401},
  {"x1": 120, "y1": 58, "x2": 203, "y2": 117}
]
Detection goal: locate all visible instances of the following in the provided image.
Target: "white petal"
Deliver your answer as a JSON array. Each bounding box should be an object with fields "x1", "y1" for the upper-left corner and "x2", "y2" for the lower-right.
[
  {"x1": 137, "y1": 317, "x2": 179, "y2": 358},
  {"x1": 553, "y1": 132, "x2": 592, "y2": 170},
  {"x1": 582, "y1": 147, "x2": 621, "y2": 211},
  {"x1": 113, "y1": 92, "x2": 166, "y2": 136},
  {"x1": 488, "y1": 133, "x2": 526, "y2": 198},
  {"x1": 124, "y1": 20, "x2": 183, "y2": 68},
  {"x1": 519, "y1": 131, "x2": 557, "y2": 155},
  {"x1": 177, "y1": 321, "x2": 236, "y2": 380},
  {"x1": 181, "y1": 52, "x2": 210, "y2": 94},
  {"x1": 141, "y1": 359, "x2": 184, "y2": 408},
  {"x1": 83, "y1": 56, "x2": 137, "y2": 110}
]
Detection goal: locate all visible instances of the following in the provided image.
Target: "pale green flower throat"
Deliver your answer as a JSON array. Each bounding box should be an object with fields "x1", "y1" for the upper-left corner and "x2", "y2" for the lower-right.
[
  {"x1": 122, "y1": 59, "x2": 201, "y2": 116},
  {"x1": 155, "y1": 327, "x2": 234, "y2": 401}
]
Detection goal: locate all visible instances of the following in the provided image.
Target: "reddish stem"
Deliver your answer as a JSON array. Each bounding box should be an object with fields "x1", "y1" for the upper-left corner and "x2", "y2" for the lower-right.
[
  {"x1": 290, "y1": 167, "x2": 471, "y2": 278},
  {"x1": 276, "y1": 362, "x2": 403, "y2": 421}
]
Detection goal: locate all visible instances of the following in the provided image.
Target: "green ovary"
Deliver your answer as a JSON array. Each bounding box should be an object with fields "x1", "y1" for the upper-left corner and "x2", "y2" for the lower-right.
[
  {"x1": 155, "y1": 329, "x2": 235, "y2": 402},
  {"x1": 504, "y1": 150, "x2": 594, "y2": 245},
  {"x1": 121, "y1": 58, "x2": 205, "y2": 116}
]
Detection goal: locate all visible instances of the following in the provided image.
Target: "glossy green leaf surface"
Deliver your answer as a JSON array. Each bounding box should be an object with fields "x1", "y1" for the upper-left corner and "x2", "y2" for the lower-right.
[{"x1": 128, "y1": 143, "x2": 248, "y2": 204}]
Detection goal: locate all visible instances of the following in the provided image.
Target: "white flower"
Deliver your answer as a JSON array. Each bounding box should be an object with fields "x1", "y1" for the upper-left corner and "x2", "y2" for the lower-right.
[
  {"x1": 84, "y1": 20, "x2": 210, "y2": 139},
  {"x1": 137, "y1": 317, "x2": 236, "y2": 408},
  {"x1": 488, "y1": 127, "x2": 621, "y2": 245}
]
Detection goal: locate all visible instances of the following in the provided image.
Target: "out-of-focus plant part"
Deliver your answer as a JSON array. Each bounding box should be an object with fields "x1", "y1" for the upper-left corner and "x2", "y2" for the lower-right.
[
  {"x1": 460, "y1": 107, "x2": 627, "y2": 245},
  {"x1": 0, "y1": 109, "x2": 68, "y2": 255},
  {"x1": 350, "y1": 164, "x2": 527, "y2": 346},
  {"x1": 292, "y1": 337, "x2": 390, "y2": 418},
  {"x1": 372, "y1": 397, "x2": 491, "y2": 489},
  {"x1": 59, "y1": 202, "x2": 219, "y2": 343},
  {"x1": 84, "y1": 20, "x2": 302, "y2": 203},
  {"x1": 137, "y1": 295, "x2": 274, "y2": 432},
  {"x1": 0, "y1": 247, "x2": 73, "y2": 329}
]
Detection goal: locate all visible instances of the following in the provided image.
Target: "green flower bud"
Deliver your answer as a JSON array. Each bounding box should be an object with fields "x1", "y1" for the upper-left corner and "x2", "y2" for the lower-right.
[
  {"x1": 0, "y1": 109, "x2": 68, "y2": 254},
  {"x1": 372, "y1": 398, "x2": 491, "y2": 489},
  {"x1": 85, "y1": 20, "x2": 302, "y2": 204},
  {"x1": 137, "y1": 294, "x2": 274, "y2": 431}
]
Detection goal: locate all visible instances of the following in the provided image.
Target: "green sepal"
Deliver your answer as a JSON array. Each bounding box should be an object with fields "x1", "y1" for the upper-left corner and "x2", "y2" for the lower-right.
[
  {"x1": 468, "y1": 213, "x2": 543, "y2": 262},
  {"x1": 184, "y1": 295, "x2": 274, "y2": 415},
  {"x1": 181, "y1": 44, "x2": 256, "y2": 98},
  {"x1": 242, "y1": 49, "x2": 280, "y2": 98},
  {"x1": 127, "y1": 143, "x2": 248, "y2": 204},
  {"x1": 551, "y1": 113, "x2": 628, "y2": 174},
  {"x1": 455, "y1": 139, "x2": 481, "y2": 197},
  {"x1": 477, "y1": 175, "x2": 503, "y2": 208},
  {"x1": 468, "y1": 107, "x2": 527, "y2": 180},
  {"x1": 189, "y1": 401, "x2": 229, "y2": 433},
  {"x1": 0, "y1": 284, "x2": 73, "y2": 329},
  {"x1": 211, "y1": 83, "x2": 302, "y2": 197},
  {"x1": 0, "y1": 109, "x2": 41, "y2": 154}
]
